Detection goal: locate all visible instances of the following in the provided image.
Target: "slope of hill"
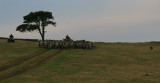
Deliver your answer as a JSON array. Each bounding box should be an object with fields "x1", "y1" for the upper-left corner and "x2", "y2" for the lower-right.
[{"x1": 1, "y1": 39, "x2": 160, "y2": 83}]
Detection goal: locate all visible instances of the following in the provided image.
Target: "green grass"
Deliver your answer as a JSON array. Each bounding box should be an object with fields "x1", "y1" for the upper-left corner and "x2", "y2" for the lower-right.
[
  {"x1": 1, "y1": 39, "x2": 160, "y2": 83},
  {"x1": 0, "y1": 39, "x2": 44, "y2": 65}
]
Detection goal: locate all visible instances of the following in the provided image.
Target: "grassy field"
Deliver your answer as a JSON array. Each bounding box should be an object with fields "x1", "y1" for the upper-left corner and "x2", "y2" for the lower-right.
[{"x1": 1, "y1": 39, "x2": 160, "y2": 83}]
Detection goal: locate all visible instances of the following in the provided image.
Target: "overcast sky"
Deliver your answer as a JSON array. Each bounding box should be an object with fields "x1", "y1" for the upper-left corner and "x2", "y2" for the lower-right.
[{"x1": 0, "y1": 0, "x2": 160, "y2": 42}]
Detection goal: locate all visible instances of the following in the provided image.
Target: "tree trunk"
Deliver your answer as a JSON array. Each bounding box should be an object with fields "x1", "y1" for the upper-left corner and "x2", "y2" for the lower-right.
[
  {"x1": 37, "y1": 24, "x2": 44, "y2": 42},
  {"x1": 42, "y1": 25, "x2": 45, "y2": 42},
  {"x1": 42, "y1": 34, "x2": 44, "y2": 42}
]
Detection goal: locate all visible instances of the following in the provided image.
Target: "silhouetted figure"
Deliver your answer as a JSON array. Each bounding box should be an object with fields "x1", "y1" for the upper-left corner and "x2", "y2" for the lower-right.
[
  {"x1": 9, "y1": 34, "x2": 14, "y2": 38},
  {"x1": 150, "y1": 47, "x2": 153, "y2": 50},
  {"x1": 66, "y1": 35, "x2": 70, "y2": 40},
  {"x1": 8, "y1": 34, "x2": 14, "y2": 43},
  {"x1": 63, "y1": 34, "x2": 72, "y2": 41}
]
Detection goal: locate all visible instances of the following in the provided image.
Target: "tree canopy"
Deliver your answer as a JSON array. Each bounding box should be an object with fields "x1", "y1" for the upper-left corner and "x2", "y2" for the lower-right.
[{"x1": 16, "y1": 11, "x2": 56, "y2": 41}]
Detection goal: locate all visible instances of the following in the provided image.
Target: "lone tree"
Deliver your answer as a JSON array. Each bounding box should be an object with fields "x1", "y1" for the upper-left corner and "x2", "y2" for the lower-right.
[{"x1": 16, "y1": 11, "x2": 56, "y2": 42}]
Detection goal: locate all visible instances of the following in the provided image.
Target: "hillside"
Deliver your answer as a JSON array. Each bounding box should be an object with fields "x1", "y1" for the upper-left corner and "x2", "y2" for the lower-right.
[{"x1": 0, "y1": 39, "x2": 160, "y2": 83}]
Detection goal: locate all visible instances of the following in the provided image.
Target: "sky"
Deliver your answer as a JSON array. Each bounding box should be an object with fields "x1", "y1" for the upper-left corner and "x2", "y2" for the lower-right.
[{"x1": 0, "y1": 0, "x2": 160, "y2": 42}]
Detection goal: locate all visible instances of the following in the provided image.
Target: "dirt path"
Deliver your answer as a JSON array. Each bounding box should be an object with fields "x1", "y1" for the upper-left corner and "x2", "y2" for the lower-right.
[
  {"x1": 0, "y1": 49, "x2": 49, "y2": 72},
  {"x1": 0, "y1": 49, "x2": 63, "y2": 81}
]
